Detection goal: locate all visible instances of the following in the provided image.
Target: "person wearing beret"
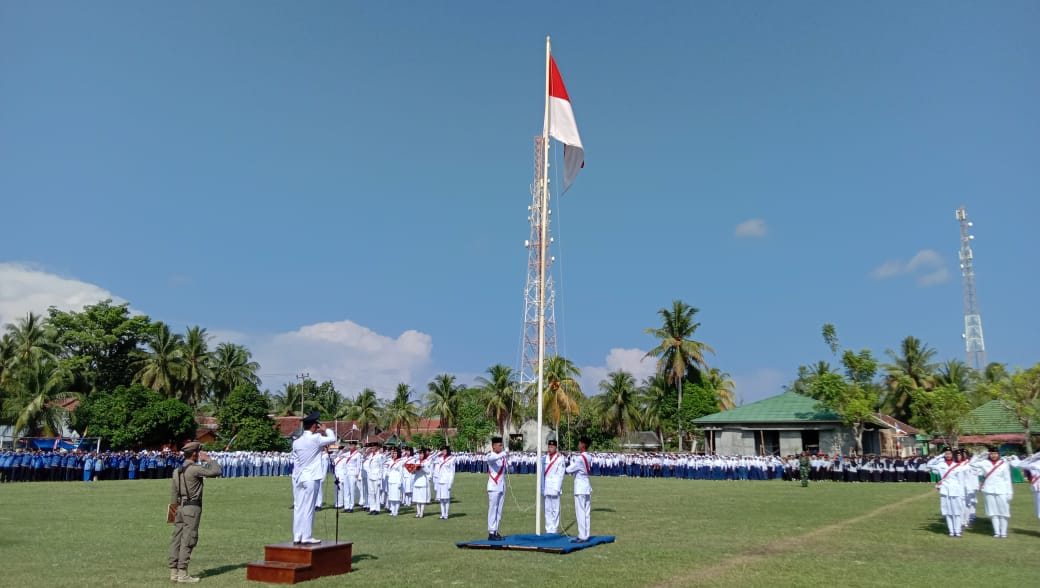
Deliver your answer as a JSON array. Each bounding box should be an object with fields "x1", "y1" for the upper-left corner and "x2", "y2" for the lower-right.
[
  {"x1": 968, "y1": 446, "x2": 1022, "y2": 538},
  {"x1": 169, "y1": 441, "x2": 222, "y2": 583},
  {"x1": 485, "y1": 437, "x2": 509, "y2": 540},
  {"x1": 291, "y1": 412, "x2": 337, "y2": 544}
]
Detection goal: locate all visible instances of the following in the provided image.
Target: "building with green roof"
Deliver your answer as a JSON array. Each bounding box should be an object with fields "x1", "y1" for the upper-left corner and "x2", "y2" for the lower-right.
[{"x1": 693, "y1": 391, "x2": 918, "y2": 456}]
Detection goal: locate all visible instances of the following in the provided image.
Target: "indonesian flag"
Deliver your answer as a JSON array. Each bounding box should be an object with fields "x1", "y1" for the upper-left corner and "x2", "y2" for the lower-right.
[{"x1": 548, "y1": 56, "x2": 584, "y2": 193}]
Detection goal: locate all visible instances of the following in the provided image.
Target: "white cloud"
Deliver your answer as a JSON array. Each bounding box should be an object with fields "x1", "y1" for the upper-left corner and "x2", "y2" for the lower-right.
[
  {"x1": 730, "y1": 368, "x2": 788, "y2": 405},
  {"x1": 251, "y1": 320, "x2": 433, "y2": 398},
  {"x1": 870, "y1": 249, "x2": 950, "y2": 287},
  {"x1": 734, "y1": 218, "x2": 767, "y2": 238},
  {"x1": 579, "y1": 347, "x2": 657, "y2": 396},
  {"x1": 0, "y1": 262, "x2": 124, "y2": 328}
]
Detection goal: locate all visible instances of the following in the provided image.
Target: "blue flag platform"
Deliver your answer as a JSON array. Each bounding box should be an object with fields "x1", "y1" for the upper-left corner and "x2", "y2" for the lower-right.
[{"x1": 456, "y1": 533, "x2": 614, "y2": 554}]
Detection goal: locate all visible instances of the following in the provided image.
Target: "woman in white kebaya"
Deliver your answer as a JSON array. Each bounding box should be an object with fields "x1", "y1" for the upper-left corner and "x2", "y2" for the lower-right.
[{"x1": 968, "y1": 446, "x2": 1021, "y2": 538}]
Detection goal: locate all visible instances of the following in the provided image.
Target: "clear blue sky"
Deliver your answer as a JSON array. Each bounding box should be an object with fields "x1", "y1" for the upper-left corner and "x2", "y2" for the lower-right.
[{"x1": 2, "y1": 2, "x2": 1037, "y2": 404}]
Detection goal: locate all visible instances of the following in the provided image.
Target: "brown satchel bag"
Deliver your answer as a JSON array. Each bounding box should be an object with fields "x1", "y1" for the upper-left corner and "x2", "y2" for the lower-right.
[{"x1": 167, "y1": 503, "x2": 179, "y2": 523}]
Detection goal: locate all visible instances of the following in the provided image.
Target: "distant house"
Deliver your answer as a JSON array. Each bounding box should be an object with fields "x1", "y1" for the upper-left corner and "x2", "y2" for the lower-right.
[
  {"x1": 619, "y1": 431, "x2": 663, "y2": 452},
  {"x1": 693, "y1": 391, "x2": 918, "y2": 456},
  {"x1": 943, "y1": 400, "x2": 1034, "y2": 449}
]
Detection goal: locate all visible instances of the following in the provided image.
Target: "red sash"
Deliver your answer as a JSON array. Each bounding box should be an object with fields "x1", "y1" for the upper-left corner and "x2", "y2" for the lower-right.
[
  {"x1": 544, "y1": 453, "x2": 561, "y2": 477},
  {"x1": 980, "y1": 459, "x2": 1005, "y2": 489},
  {"x1": 489, "y1": 454, "x2": 507, "y2": 485},
  {"x1": 581, "y1": 453, "x2": 590, "y2": 474},
  {"x1": 936, "y1": 460, "x2": 963, "y2": 489}
]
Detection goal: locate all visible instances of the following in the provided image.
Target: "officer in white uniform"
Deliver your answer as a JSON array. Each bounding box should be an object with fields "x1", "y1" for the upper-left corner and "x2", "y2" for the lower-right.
[
  {"x1": 291, "y1": 412, "x2": 336, "y2": 544},
  {"x1": 485, "y1": 437, "x2": 509, "y2": 540},
  {"x1": 542, "y1": 439, "x2": 566, "y2": 535},
  {"x1": 565, "y1": 436, "x2": 593, "y2": 543}
]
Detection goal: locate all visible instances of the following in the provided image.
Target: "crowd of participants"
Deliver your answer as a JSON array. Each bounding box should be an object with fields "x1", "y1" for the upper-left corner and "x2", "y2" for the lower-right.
[
  {"x1": 4, "y1": 447, "x2": 1033, "y2": 487},
  {"x1": 0, "y1": 449, "x2": 297, "y2": 483}
]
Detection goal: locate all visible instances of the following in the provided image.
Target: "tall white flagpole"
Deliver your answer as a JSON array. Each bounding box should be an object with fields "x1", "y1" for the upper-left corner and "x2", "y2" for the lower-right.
[{"x1": 535, "y1": 34, "x2": 551, "y2": 536}]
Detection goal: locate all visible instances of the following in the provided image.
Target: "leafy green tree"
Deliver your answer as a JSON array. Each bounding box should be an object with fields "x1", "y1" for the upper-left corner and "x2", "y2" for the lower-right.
[
  {"x1": 909, "y1": 384, "x2": 974, "y2": 449},
  {"x1": 132, "y1": 398, "x2": 197, "y2": 449},
  {"x1": 216, "y1": 384, "x2": 286, "y2": 451},
  {"x1": 453, "y1": 388, "x2": 496, "y2": 451},
  {"x1": 558, "y1": 395, "x2": 618, "y2": 451},
  {"x1": 134, "y1": 322, "x2": 184, "y2": 397},
  {"x1": 75, "y1": 384, "x2": 194, "y2": 449},
  {"x1": 47, "y1": 300, "x2": 152, "y2": 394},
  {"x1": 645, "y1": 300, "x2": 714, "y2": 450},
  {"x1": 271, "y1": 382, "x2": 303, "y2": 416},
  {"x1": 309, "y1": 380, "x2": 349, "y2": 421},
  {"x1": 638, "y1": 373, "x2": 671, "y2": 449},
  {"x1": 476, "y1": 364, "x2": 518, "y2": 437},
  {"x1": 802, "y1": 325, "x2": 880, "y2": 454},
  {"x1": 991, "y1": 364, "x2": 1040, "y2": 453},
  {"x1": 210, "y1": 342, "x2": 261, "y2": 405},
  {"x1": 350, "y1": 388, "x2": 382, "y2": 439},
  {"x1": 596, "y1": 370, "x2": 640, "y2": 437}
]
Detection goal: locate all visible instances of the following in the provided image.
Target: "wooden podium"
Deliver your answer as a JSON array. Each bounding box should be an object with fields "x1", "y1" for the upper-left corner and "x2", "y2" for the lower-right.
[{"x1": 247, "y1": 541, "x2": 352, "y2": 584}]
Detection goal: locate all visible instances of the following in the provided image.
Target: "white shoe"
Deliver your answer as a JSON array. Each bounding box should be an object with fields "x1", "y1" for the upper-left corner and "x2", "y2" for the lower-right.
[{"x1": 300, "y1": 538, "x2": 321, "y2": 545}]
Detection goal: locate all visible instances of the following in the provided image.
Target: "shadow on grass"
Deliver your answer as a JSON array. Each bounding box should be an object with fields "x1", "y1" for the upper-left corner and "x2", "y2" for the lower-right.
[
  {"x1": 920, "y1": 517, "x2": 951, "y2": 535},
  {"x1": 445, "y1": 513, "x2": 467, "y2": 519},
  {"x1": 352, "y1": 553, "x2": 379, "y2": 564},
  {"x1": 201, "y1": 563, "x2": 248, "y2": 578},
  {"x1": 1011, "y1": 528, "x2": 1040, "y2": 539},
  {"x1": 592, "y1": 508, "x2": 616, "y2": 513}
]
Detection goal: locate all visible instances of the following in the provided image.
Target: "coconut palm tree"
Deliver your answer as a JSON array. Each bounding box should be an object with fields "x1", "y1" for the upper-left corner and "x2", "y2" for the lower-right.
[
  {"x1": 350, "y1": 388, "x2": 382, "y2": 441},
  {"x1": 639, "y1": 373, "x2": 671, "y2": 449},
  {"x1": 134, "y1": 322, "x2": 184, "y2": 397},
  {"x1": 271, "y1": 382, "x2": 304, "y2": 416},
  {"x1": 384, "y1": 383, "x2": 421, "y2": 439},
  {"x1": 476, "y1": 364, "x2": 518, "y2": 438},
  {"x1": 3, "y1": 359, "x2": 73, "y2": 437},
  {"x1": 705, "y1": 367, "x2": 737, "y2": 411},
  {"x1": 425, "y1": 374, "x2": 461, "y2": 445},
  {"x1": 881, "y1": 336, "x2": 938, "y2": 421},
  {"x1": 4, "y1": 312, "x2": 58, "y2": 371},
  {"x1": 533, "y1": 355, "x2": 583, "y2": 432},
  {"x1": 181, "y1": 326, "x2": 213, "y2": 407},
  {"x1": 597, "y1": 370, "x2": 640, "y2": 438},
  {"x1": 645, "y1": 300, "x2": 714, "y2": 450},
  {"x1": 210, "y1": 342, "x2": 261, "y2": 405}
]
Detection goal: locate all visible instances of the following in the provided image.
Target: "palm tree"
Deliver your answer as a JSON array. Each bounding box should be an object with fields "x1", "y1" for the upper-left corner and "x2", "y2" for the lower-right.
[
  {"x1": 0, "y1": 333, "x2": 14, "y2": 389},
  {"x1": 639, "y1": 373, "x2": 671, "y2": 450},
  {"x1": 645, "y1": 300, "x2": 714, "y2": 450},
  {"x1": 210, "y1": 342, "x2": 261, "y2": 404},
  {"x1": 597, "y1": 370, "x2": 640, "y2": 437},
  {"x1": 535, "y1": 355, "x2": 583, "y2": 432},
  {"x1": 271, "y1": 382, "x2": 304, "y2": 416},
  {"x1": 425, "y1": 374, "x2": 460, "y2": 445},
  {"x1": 134, "y1": 322, "x2": 184, "y2": 397},
  {"x1": 3, "y1": 359, "x2": 73, "y2": 437},
  {"x1": 384, "y1": 383, "x2": 421, "y2": 439},
  {"x1": 4, "y1": 312, "x2": 58, "y2": 371},
  {"x1": 310, "y1": 382, "x2": 349, "y2": 421},
  {"x1": 476, "y1": 364, "x2": 518, "y2": 437},
  {"x1": 350, "y1": 388, "x2": 381, "y2": 440},
  {"x1": 881, "y1": 336, "x2": 938, "y2": 421},
  {"x1": 705, "y1": 367, "x2": 737, "y2": 411},
  {"x1": 181, "y1": 326, "x2": 213, "y2": 407}
]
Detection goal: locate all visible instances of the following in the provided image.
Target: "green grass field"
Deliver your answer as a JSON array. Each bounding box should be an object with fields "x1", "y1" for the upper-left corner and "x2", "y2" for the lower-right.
[{"x1": 1, "y1": 474, "x2": 1038, "y2": 587}]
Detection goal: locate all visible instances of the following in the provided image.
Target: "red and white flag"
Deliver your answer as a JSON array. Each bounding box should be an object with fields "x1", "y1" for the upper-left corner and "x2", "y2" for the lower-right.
[{"x1": 548, "y1": 56, "x2": 584, "y2": 193}]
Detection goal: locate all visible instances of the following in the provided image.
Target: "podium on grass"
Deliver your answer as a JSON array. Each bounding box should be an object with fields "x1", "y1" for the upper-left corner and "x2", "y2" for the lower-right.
[{"x1": 247, "y1": 541, "x2": 352, "y2": 584}]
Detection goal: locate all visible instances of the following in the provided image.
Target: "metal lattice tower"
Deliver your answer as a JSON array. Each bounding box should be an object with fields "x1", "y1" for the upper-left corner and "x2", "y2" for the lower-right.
[
  {"x1": 956, "y1": 206, "x2": 987, "y2": 370},
  {"x1": 520, "y1": 136, "x2": 557, "y2": 387}
]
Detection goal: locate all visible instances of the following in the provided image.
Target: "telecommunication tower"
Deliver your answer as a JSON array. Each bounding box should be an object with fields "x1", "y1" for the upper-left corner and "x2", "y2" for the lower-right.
[
  {"x1": 520, "y1": 136, "x2": 557, "y2": 387},
  {"x1": 956, "y1": 206, "x2": 987, "y2": 370}
]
